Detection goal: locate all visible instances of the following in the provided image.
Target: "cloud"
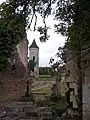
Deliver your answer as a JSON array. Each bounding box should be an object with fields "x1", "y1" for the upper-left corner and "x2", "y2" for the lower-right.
[{"x1": 27, "y1": 15, "x2": 65, "y2": 66}]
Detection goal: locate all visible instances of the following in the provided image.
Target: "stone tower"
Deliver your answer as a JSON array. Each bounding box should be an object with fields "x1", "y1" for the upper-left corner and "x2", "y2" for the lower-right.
[{"x1": 29, "y1": 39, "x2": 39, "y2": 77}]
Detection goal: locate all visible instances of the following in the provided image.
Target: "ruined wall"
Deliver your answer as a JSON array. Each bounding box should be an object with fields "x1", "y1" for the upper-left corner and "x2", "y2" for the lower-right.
[
  {"x1": 65, "y1": 49, "x2": 78, "y2": 108},
  {"x1": 65, "y1": 47, "x2": 90, "y2": 119},
  {"x1": 16, "y1": 37, "x2": 28, "y2": 71},
  {"x1": 15, "y1": 37, "x2": 28, "y2": 78},
  {"x1": 0, "y1": 36, "x2": 28, "y2": 106},
  {"x1": 0, "y1": 36, "x2": 28, "y2": 81}
]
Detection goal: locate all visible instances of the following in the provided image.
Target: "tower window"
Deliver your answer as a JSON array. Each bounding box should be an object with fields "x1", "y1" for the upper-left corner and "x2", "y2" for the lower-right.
[{"x1": 33, "y1": 56, "x2": 35, "y2": 61}]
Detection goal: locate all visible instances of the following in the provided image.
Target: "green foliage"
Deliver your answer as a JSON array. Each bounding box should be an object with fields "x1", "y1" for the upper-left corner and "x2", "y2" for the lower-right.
[
  {"x1": 49, "y1": 68, "x2": 57, "y2": 77},
  {"x1": 38, "y1": 26, "x2": 50, "y2": 42},
  {"x1": 39, "y1": 67, "x2": 50, "y2": 75},
  {"x1": 55, "y1": 0, "x2": 90, "y2": 49},
  {"x1": 0, "y1": 2, "x2": 26, "y2": 71},
  {"x1": 0, "y1": 0, "x2": 54, "y2": 71},
  {"x1": 54, "y1": 0, "x2": 90, "y2": 117},
  {"x1": 51, "y1": 96, "x2": 67, "y2": 110},
  {"x1": 49, "y1": 46, "x2": 65, "y2": 72},
  {"x1": 28, "y1": 59, "x2": 36, "y2": 72},
  {"x1": 39, "y1": 67, "x2": 56, "y2": 76},
  {"x1": 54, "y1": 0, "x2": 74, "y2": 36}
]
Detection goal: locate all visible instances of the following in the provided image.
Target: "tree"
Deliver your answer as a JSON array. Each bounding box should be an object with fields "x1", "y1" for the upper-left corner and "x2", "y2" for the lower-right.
[
  {"x1": 49, "y1": 46, "x2": 65, "y2": 99},
  {"x1": 0, "y1": 0, "x2": 89, "y2": 118},
  {"x1": 39, "y1": 67, "x2": 55, "y2": 76},
  {"x1": 49, "y1": 67, "x2": 57, "y2": 77},
  {"x1": 0, "y1": 1, "x2": 26, "y2": 71},
  {"x1": 28, "y1": 59, "x2": 36, "y2": 73},
  {"x1": 54, "y1": 0, "x2": 90, "y2": 119},
  {"x1": 0, "y1": 0, "x2": 54, "y2": 71}
]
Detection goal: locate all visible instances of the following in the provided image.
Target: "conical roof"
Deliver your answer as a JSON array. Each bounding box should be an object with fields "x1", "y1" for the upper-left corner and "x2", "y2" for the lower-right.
[{"x1": 29, "y1": 39, "x2": 39, "y2": 49}]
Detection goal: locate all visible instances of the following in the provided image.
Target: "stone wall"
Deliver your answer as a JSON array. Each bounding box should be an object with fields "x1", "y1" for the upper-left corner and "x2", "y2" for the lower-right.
[
  {"x1": 0, "y1": 37, "x2": 28, "y2": 106},
  {"x1": 15, "y1": 38, "x2": 28, "y2": 78},
  {"x1": 16, "y1": 38, "x2": 28, "y2": 71},
  {"x1": 65, "y1": 47, "x2": 90, "y2": 116},
  {"x1": 0, "y1": 37, "x2": 28, "y2": 80}
]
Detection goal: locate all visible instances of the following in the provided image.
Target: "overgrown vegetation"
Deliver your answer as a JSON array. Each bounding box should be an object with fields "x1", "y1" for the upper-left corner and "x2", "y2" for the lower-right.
[
  {"x1": 51, "y1": 96, "x2": 67, "y2": 110},
  {"x1": 54, "y1": 1, "x2": 90, "y2": 119},
  {"x1": 0, "y1": 0, "x2": 90, "y2": 119},
  {"x1": 0, "y1": 8, "x2": 26, "y2": 70},
  {"x1": 28, "y1": 59, "x2": 36, "y2": 73}
]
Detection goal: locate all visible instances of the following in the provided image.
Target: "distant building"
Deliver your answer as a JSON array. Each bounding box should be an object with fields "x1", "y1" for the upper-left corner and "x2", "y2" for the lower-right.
[{"x1": 29, "y1": 39, "x2": 39, "y2": 78}]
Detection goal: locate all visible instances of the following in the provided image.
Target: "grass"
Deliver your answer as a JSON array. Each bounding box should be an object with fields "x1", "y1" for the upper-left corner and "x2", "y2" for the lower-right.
[
  {"x1": 37, "y1": 76, "x2": 56, "y2": 81},
  {"x1": 33, "y1": 75, "x2": 67, "y2": 109},
  {"x1": 52, "y1": 80, "x2": 67, "y2": 110},
  {"x1": 33, "y1": 84, "x2": 67, "y2": 109},
  {"x1": 34, "y1": 86, "x2": 52, "y2": 94},
  {"x1": 33, "y1": 83, "x2": 67, "y2": 110},
  {"x1": 32, "y1": 86, "x2": 52, "y2": 97},
  {"x1": 52, "y1": 96, "x2": 67, "y2": 110},
  {"x1": 37, "y1": 76, "x2": 66, "y2": 96},
  {"x1": 32, "y1": 85, "x2": 52, "y2": 100}
]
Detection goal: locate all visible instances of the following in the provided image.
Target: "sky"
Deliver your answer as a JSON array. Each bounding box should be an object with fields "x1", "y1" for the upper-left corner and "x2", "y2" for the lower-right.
[
  {"x1": 27, "y1": 15, "x2": 65, "y2": 67},
  {"x1": 0, "y1": 0, "x2": 65, "y2": 67}
]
